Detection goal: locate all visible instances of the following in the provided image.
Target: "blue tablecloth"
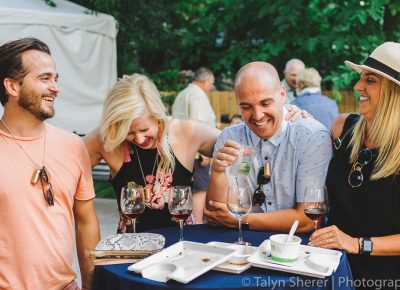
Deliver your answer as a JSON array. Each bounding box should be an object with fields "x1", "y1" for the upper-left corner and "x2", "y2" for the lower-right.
[{"x1": 92, "y1": 225, "x2": 354, "y2": 290}]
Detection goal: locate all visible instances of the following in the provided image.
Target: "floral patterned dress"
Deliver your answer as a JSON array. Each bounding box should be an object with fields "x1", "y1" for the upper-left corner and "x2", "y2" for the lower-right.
[{"x1": 110, "y1": 143, "x2": 193, "y2": 233}]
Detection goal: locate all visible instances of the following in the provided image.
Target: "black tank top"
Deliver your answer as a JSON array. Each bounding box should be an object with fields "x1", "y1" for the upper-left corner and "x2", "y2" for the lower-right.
[
  {"x1": 327, "y1": 114, "x2": 400, "y2": 282},
  {"x1": 110, "y1": 144, "x2": 193, "y2": 232}
]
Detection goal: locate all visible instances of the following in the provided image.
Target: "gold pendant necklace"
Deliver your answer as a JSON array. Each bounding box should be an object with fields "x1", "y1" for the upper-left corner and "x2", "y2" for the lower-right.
[
  {"x1": 134, "y1": 145, "x2": 158, "y2": 202},
  {"x1": 1, "y1": 119, "x2": 47, "y2": 184},
  {"x1": 263, "y1": 156, "x2": 271, "y2": 180}
]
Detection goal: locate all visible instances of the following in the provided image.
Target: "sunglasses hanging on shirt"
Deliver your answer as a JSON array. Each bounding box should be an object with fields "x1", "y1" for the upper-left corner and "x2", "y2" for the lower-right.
[
  {"x1": 252, "y1": 156, "x2": 271, "y2": 206},
  {"x1": 348, "y1": 148, "x2": 375, "y2": 188}
]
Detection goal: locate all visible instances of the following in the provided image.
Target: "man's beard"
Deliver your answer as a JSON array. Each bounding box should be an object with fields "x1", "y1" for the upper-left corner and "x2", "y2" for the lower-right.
[{"x1": 18, "y1": 91, "x2": 55, "y2": 121}]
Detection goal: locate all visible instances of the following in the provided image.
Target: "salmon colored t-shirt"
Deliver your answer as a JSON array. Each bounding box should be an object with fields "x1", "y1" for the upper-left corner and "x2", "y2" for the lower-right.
[{"x1": 0, "y1": 123, "x2": 95, "y2": 290}]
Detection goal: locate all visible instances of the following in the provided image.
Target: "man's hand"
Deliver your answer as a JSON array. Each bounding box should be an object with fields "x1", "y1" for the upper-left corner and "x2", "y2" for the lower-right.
[
  {"x1": 200, "y1": 155, "x2": 211, "y2": 167},
  {"x1": 204, "y1": 200, "x2": 239, "y2": 228},
  {"x1": 285, "y1": 104, "x2": 313, "y2": 121},
  {"x1": 211, "y1": 140, "x2": 241, "y2": 173}
]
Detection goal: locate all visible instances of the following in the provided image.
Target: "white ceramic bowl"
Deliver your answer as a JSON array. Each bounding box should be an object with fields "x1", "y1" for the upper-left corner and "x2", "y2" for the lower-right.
[
  {"x1": 226, "y1": 244, "x2": 254, "y2": 264},
  {"x1": 306, "y1": 254, "x2": 340, "y2": 273},
  {"x1": 207, "y1": 242, "x2": 255, "y2": 265}
]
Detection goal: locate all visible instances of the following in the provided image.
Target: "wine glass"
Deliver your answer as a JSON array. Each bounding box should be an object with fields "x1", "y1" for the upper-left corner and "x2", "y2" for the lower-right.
[
  {"x1": 120, "y1": 183, "x2": 146, "y2": 233},
  {"x1": 168, "y1": 186, "x2": 193, "y2": 241},
  {"x1": 303, "y1": 185, "x2": 329, "y2": 231},
  {"x1": 226, "y1": 184, "x2": 252, "y2": 244}
]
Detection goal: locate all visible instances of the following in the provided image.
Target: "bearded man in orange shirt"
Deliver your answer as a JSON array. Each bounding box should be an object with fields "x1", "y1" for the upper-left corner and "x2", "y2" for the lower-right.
[{"x1": 0, "y1": 38, "x2": 100, "y2": 290}]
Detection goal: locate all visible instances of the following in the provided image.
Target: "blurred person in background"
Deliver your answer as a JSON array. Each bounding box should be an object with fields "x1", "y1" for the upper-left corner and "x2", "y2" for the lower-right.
[
  {"x1": 292, "y1": 67, "x2": 339, "y2": 130},
  {"x1": 281, "y1": 58, "x2": 305, "y2": 103},
  {"x1": 230, "y1": 113, "x2": 243, "y2": 126},
  {"x1": 172, "y1": 67, "x2": 217, "y2": 222}
]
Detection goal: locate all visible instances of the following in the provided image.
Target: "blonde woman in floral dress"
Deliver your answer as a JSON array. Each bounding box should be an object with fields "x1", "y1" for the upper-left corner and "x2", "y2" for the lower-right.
[{"x1": 84, "y1": 74, "x2": 219, "y2": 232}]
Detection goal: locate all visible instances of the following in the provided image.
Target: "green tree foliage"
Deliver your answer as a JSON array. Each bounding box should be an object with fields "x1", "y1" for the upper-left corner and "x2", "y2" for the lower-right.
[{"x1": 70, "y1": 0, "x2": 400, "y2": 93}]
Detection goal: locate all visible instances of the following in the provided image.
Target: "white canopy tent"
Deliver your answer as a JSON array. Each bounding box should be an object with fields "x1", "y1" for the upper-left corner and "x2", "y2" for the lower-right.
[{"x1": 0, "y1": 0, "x2": 118, "y2": 134}]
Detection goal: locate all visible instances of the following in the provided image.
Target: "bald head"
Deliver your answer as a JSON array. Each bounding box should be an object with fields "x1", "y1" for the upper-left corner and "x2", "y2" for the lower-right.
[
  {"x1": 233, "y1": 61, "x2": 286, "y2": 140},
  {"x1": 285, "y1": 58, "x2": 305, "y2": 72},
  {"x1": 284, "y1": 59, "x2": 305, "y2": 90},
  {"x1": 235, "y1": 61, "x2": 281, "y2": 92}
]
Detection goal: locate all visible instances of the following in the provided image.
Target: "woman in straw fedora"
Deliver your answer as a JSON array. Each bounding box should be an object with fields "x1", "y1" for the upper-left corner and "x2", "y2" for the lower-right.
[{"x1": 310, "y1": 42, "x2": 400, "y2": 285}]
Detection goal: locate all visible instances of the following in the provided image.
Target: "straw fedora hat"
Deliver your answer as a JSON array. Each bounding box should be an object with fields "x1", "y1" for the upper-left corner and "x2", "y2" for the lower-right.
[{"x1": 345, "y1": 41, "x2": 400, "y2": 87}]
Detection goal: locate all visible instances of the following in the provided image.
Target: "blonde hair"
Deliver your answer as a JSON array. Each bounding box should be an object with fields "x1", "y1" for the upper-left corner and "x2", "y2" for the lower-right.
[
  {"x1": 100, "y1": 74, "x2": 175, "y2": 174},
  {"x1": 296, "y1": 68, "x2": 322, "y2": 88},
  {"x1": 349, "y1": 78, "x2": 400, "y2": 179}
]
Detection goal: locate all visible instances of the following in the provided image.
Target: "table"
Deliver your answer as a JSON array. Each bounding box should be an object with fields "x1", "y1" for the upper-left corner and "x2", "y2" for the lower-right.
[{"x1": 92, "y1": 225, "x2": 354, "y2": 290}]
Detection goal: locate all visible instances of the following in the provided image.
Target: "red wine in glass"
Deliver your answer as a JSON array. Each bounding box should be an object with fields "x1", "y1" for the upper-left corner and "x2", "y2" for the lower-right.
[
  {"x1": 168, "y1": 186, "x2": 193, "y2": 241},
  {"x1": 171, "y1": 209, "x2": 192, "y2": 221},
  {"x1": 303, "y1": 186, "x2": 329, "y2": 231},
  {"x1": 120, "y1": 183, "x2": 145, "y2": 233},
  {"x1": 304, "y1": 208, "x2": 327, "y2": 221},
  {"x1": 123, "y1": 212, "x2": 144, "y2": 220}
]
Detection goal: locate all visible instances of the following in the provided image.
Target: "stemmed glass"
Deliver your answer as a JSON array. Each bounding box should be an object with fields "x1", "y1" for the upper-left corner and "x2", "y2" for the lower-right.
[
  {"x1": 226, "y1": 184, "x2": 252, "y2": 244},
  {"x1": 120, "y1": 183, "x2": 146, "y2": 233},
  {"x1": 168, "y1": 186, "x2": 193, "y2": 241},
  {"x1": 303, "y1": 185, "x2": 329, "y2": 231}
]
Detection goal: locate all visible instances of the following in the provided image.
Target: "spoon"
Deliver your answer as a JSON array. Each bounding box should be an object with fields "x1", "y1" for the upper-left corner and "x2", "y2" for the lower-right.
[{"x1": 287, "y1": 220, "x2": 299, "y2": 243}]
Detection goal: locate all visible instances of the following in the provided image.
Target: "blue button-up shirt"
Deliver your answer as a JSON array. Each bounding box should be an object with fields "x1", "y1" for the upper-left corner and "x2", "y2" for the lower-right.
[
  {"x1": 291, "y1": 87, "x2": 339, "y2": 130},
  {"x1": 213, "y1": 108, "x2": 332, "y2": 213}
]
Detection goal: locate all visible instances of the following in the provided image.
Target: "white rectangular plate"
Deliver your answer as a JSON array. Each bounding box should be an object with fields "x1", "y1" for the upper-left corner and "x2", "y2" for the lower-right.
[
  {"x1": 128, "y1": 241, "x2": 236, "y2": 283},
  {"x1": 248, "y1": 244, "x2": 342, "y2": 278}
]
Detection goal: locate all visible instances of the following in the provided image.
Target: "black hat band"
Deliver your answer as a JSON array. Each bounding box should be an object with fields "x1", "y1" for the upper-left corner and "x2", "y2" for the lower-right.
[{"x1": 363, "y1": 57, "x2": 400, "y2": 81}]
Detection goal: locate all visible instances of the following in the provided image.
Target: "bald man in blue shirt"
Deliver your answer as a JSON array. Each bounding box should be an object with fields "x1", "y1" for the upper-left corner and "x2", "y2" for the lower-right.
[{"x1": 205, "y1": 61, "x2": 332, "y2": 233}]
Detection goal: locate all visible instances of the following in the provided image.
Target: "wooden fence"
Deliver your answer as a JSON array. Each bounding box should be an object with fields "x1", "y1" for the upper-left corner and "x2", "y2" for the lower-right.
[
  {"x1": 206, "y1": 91, "x2": 358, "y2": 123},
  {"x1": 162, "y1": 90, "x2": 358, "y2": 123}
]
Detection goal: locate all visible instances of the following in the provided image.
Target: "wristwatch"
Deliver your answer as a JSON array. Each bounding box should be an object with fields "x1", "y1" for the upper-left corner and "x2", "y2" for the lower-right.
[
  {"x1": 241, "y1": 222, "x2": 250, "y2": 231},
  {"x1": 359, "y1": 237, "x2": 373, "y2": 255}
]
